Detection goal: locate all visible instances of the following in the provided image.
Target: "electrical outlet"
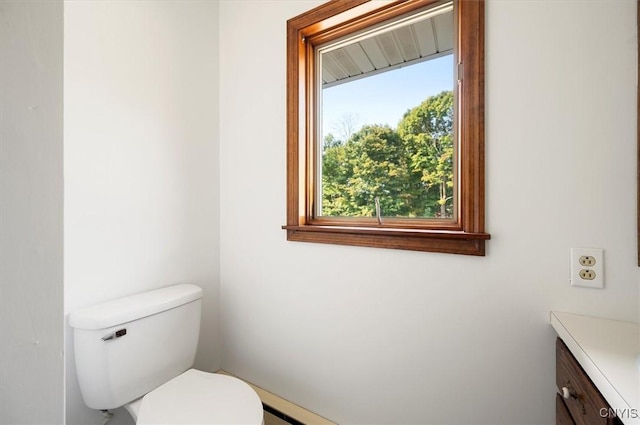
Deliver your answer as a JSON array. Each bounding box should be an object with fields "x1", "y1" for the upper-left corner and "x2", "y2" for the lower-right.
[
  {"x1": 570, "y1": 248, "x2": 604, "y2": 288},
  {"x1": 578, "y1": 269, "x2": 596, "y2": 280},
  {"x1": 579, "y1": 256, "x2": 596, "y2": 267}
]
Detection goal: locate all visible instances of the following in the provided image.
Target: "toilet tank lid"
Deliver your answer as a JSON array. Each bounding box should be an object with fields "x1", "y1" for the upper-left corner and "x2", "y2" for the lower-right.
[{"x1": 69, "y1": 284, "x2": 203, "y2": 330}]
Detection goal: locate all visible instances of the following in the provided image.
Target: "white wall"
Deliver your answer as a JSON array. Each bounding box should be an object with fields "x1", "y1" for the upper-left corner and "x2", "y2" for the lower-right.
[
  {"x1": 2, "y1": 1, "x2": 637, "y2": 424},
  {"x1": 0, "y1": 1, "x2": 64, "y2": 424},
  {"x1": 64, "y1": 2, "x2": 220, "y2": 424},
  {"x1": 219, "y1": 1, "x2": 639, "y2": 424}
]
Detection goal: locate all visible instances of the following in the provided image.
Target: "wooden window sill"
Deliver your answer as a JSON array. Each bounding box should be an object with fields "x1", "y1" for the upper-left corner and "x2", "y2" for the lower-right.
[{"x1": 282, "y1": 225, "x2": 489, "y2": 255}]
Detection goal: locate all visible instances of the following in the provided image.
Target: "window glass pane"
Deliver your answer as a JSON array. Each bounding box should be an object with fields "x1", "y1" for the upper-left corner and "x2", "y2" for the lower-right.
[{"x1": 317, "y1": 3, "x2": 455, "y2": 219}]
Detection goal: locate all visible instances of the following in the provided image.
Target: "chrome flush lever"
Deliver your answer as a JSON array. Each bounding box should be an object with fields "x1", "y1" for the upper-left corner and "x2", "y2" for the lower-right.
[{"x1": 102, "y1": 328, "x2": 127, "y2": 341}]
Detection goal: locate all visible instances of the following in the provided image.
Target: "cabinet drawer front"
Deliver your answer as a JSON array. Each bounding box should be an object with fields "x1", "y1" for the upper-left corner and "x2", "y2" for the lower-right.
[
  {"x1": 557, "y1": 393, "x2": 576, "y2": 425},
  {"x1": 556, "y1": 338, "x2": 615, "y2": 425}
]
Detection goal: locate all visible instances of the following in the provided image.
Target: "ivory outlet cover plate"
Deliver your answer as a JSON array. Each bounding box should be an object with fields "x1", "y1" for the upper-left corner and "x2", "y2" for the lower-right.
[{"x1": 570, "y1": 248, "x2": 604, "y2": 289}]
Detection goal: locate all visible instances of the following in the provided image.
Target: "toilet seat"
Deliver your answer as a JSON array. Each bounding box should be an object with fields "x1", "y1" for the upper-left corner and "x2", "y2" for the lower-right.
[{"x1": 136, "y1": 369, "x2": 263, "y2": 425}]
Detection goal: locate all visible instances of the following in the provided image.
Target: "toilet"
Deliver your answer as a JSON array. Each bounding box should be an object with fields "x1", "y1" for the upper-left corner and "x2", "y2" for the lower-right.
[{"x1": 69, "y1": 284, "x2": 263, "y2": 424}]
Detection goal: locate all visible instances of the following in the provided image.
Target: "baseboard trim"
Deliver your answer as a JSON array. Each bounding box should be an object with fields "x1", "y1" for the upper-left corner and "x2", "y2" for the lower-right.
[{"x1": 216, "y1": 370, "x2": 336, "y2": 425}]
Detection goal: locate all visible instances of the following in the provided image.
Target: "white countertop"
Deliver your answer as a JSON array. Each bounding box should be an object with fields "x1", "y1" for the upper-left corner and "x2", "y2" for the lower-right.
[{"x1": 550, "y1": 311, "x2": 640, "y2": 425}]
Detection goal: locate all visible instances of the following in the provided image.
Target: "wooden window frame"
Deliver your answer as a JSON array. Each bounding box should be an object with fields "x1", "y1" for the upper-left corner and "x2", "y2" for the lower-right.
[{"x1": 283, "y1": 0, "x2": 489, "y2": 255}]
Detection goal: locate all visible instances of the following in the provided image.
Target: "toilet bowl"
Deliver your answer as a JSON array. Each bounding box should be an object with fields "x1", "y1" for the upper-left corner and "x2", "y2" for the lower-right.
[{"x1": 69, "y1": 284, "x2": 263, "y2": 425}]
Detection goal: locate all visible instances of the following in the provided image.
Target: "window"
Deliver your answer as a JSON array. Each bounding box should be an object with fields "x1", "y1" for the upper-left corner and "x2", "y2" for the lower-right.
[{"x1": 284, "y1": 0, "x2": 489, "y2": 255}]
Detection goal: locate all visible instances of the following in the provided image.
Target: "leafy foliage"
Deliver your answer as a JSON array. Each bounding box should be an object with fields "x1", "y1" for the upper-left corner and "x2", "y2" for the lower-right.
[{"x1": 321, "y1": 90, "x2": 454, "y2": 218}]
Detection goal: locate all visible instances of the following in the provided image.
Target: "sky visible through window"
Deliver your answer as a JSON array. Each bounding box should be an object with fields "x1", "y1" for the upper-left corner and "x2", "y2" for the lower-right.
[{"x1": 321, "y1": 54, "x2": 454, "y2": 140}]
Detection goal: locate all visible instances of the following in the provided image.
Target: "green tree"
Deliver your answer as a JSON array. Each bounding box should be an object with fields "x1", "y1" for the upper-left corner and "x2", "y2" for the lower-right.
[
  {"x1": 398, "y1": 91, "x2": 454, "y2": 217},
  {"x1": 321, "y1": 133, "x2": 351, "y2": 216},
  {"x1": 321, "y1": 91, "x2": 454, "y2": 219},
  {"x1": 343, "y1": 124, "x2": 413, "y2": 217},
  {"x1": 322, "y1": 125, "x2": 412, "y2": 217}
]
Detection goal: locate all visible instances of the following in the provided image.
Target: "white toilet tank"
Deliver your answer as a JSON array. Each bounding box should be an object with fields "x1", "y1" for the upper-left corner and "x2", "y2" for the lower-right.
[{"x1": 69, "y1": 284, "x2": 203, "y2": 410}]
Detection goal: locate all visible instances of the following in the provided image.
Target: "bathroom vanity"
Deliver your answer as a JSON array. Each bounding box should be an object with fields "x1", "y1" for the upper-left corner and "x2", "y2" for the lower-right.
[{"x1": 550, "y1": 312, "x2": 639, "y2": 425}]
